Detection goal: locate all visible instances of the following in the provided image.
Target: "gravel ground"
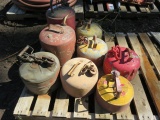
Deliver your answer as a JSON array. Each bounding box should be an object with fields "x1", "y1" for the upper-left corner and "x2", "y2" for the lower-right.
[{"x1": 0, "y1": 0, "x2": 160, "y2": 120}]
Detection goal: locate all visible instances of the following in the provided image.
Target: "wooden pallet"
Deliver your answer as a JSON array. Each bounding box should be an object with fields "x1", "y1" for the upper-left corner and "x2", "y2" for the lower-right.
[
  {"x1": 6, "y1": 0, "x2": 84, "y2": 20},
  {"x1": 13, "y1": 32, "x2": 160, "y2": 120},
  {"x1": 84, "y1": 0, "x2": 160, "y2": 18}
]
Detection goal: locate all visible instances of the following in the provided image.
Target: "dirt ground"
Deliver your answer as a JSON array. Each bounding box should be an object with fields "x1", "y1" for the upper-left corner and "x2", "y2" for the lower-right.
[{"x1": 1, "y1": 0, "x2": 160, "y2": 120}]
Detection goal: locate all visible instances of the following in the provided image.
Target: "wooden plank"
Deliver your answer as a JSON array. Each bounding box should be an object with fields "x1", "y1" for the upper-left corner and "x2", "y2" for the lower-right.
[
  {"x1": 138, "y1": 33, "x2": 160, "y2": 77},
  {"x1": 13, "y1": 87, "x2": 34, "y2": 116},
  {"x1": 145, "y1": 7, "x2": 151, "y2": 13},
  {"x1": 130, "y1": 6, "x2": 137, "y2": 13},
  {"x1": 73, "y1": 97, "x2": 89, "y2": 118},
  {"x1": 32, "y1": 94, "x2": 51, "y2": 116},
  {"x1": 150, "y1": 3, "x2": 159, "y2": 13},
  {"x1": 139, "y1": 7, "x2": 147, "y2": 13},
  {"x1": 73, "y1": 0, "x2": 83, "y2": 13},
  {"x1": 0, "y1": 109, "x2": 5, "y2": 120},
  {"x1": 120, "y1": 5, "x2": 127, "y2": 12},
  {"x1": 7, "y1": 4, "x2": 20, "y2": 15},
  {"x1": 150, "y1": 32, "x2": 160, "y2": 45},
  {"x1": 132, "y1": 74, "x2": 154, "y2": 120},
  {"x1": 127, "y1": 33, "x2": 160, "y2": 117},
  {"x1": 116, "y1": 33, "x2": 128, "y2": 47},
  {"x1": 115, "y1": 33, "x2": 135, "y2": 120},
  {"x1": 104, "y1": 32, "x2": 115, "y2": 50},
  {"x1": 89, "y1": 5, "x2": 94, "y2": 12},
  {"x1": 97, "y1": 3, "x2": 104, "y2": 12},
  {"x1": 94, "y1": 100, "x2": 112, "y2": 119},
  {"x1": 104, "y1": 32, "x2": 115, "y2": 43},
  {"x1": 52, "y1": 88, "x2": 69, "y2": 117}
]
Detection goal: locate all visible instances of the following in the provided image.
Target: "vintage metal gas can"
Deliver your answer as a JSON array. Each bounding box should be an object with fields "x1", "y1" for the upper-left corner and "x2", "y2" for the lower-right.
[
  {"x1": 76, "y1": 19, "x2": 102, "y2": 39},
  {"x1": 18, "y1": 45, "x2": 60, "y2": 95},
  {"x1": 46, "y1": 0, "x2": 76, "y2": 30},
  {"x1": 77, "y1": 36, "x2": 108, "y2": 66},
  {"x1": 39, "y1": 24, "x2": 76, "y2": 66},
  {"x1": 60, "y1": 57, "x2": 98, "y2": 98},
  {"x1": 96, "y1": 70, "x2": 134, "y2": 113},
  {"x1": 103, "y1": 45, "x2": 140, "y2": 81}
]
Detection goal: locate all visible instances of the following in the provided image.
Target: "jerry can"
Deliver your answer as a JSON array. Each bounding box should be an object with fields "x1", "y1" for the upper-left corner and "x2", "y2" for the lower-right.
[
  {"x1": 46, "y1": 0, "x2": 76, "y2": 30},
  {"x1": 103, "y1": 45, "x2": 140, "y2": 81},
  {"x1": 39, "y1": 24, "x2": 76, "y2": 66},
  {"x1": 76, "y1": 19, "x2": 102, "y2": 39},
  {"x1": 96, "y1": 70, "x2": 134, "y2": 113},
  {"x1": 18, "y1": 45, "x2": 60, "y2": 95},
  {"x1": 60, "y1": 57, "x2": 98, "y2": 98},
  {"x1": 77, "y1": 36, "x2": 108, "y2": 66}
]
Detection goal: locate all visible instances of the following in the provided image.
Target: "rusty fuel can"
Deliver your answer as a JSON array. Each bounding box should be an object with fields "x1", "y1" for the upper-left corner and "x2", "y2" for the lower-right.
[
  {"x1": 77, "y1": 36, "x2": 108, "y2": 66},
  {"x1": 76, "y1": 19, "x2": 103, "y2": 39},
  {"x1": 18, "y1": 45, "x2": 60, "y2": 95},
  {"x1": 103, "y1": 45, "x2": 140, "y2": 81},
  {"x1": 39, "y1": 24, "x2": 76, "y2": 66},
  {"x1": 46, "y1": 0, "x2": 76, "y2": 30},
  {"x1": 60, "y1": 57, "x2": 98, "y2": 98},
  {"x1": 96, "y1": 70, "x2": 134, "y2": 113}
]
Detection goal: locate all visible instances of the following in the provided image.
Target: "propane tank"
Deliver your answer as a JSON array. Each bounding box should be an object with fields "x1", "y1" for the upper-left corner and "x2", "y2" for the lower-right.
[
  {"x1": 18, "y1": 45, "x2": 60, "y2": 95},
  {"x1": 77, "y1": 35, "x2": 108, "y2": 66},
  {"x1": 46, "y1": 0, "x2": 76, "y2": 30},
  {"x1": 76, "y1": 19, "x2": 102, "y2": 39},
  {"x1": 60, "y1": 57, "x2": 98, "y2": 98},
  {"x1": 39, "y1": 24, "x2": 76, "y2": 66},
  {"x1": 96, "y1": 70, "x2": 134, "y2": 113},
  {"x1": 103, "y1": 45, "x2": 140, "y2": 81}
]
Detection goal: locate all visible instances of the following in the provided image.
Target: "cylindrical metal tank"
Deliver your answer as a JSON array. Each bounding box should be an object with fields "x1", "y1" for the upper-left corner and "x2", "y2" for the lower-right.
[
  {"x1": 60, "y1": 57, "x2": 98, "y2": 98},
  {"x1": 103, "y1": 45, "x2": 140, "y2": 81},
  {"x1": 46, "y1": 0, "x2": 76, "y2": 30},
  {"x1": 39, "y1": 24, "x2": 76, "y2": 66},
  {"x1": 76, "y1": 19, "x2": 103, "y2": 39},
  {"x1": 95, "y1": 70, "x2": 134, "y2": 113},
  {"x1": 77, "y1": 36, "x2": 108, "y2": 66},
  {"x1": 18, "y1": 46, "x2": 60, "y2": 95}
]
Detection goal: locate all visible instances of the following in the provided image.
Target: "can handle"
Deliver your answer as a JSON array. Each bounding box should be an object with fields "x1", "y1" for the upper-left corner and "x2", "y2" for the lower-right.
[
  {"x1": 112, "y1": 45, "x2": 122, "y2": 60},
  {"x1": 87, "y1": 18, "x2": 92, "y2": 29},
  {"x1": 91, "y1": 35, "x2": 97, "y2": 49},
  {"x1": 68, "y1": 62, "x2": 81, "y2": 77},
  {"x1": 80, "y1": 61, "x2": 97, "y2": 75},
  {"x1": 111, "y1": 70, "x2": 122, "y2": 99},
  {"x1": 48, "y1": 24, "x2": 64, "y2": 34},
  {"x1": 17, "y1": 45, "x2": 34, "y2": 58}
]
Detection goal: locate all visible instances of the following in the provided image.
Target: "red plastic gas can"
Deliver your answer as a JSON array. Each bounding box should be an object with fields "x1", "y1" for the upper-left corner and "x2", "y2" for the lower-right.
[{"x1": 103, "y1": 45, "x2": 140, "y2": 81}]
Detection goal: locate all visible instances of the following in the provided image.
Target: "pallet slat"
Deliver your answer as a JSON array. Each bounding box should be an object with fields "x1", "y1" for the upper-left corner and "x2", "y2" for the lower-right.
[
  {"x1": 97, "y1": 3, "x2": 104, "y2": 12},
  {"x1": 129, "y1": 6, "x2": 137, "y2": 13},
  {"x1": 73, "y1": 97, "x2": 88, "y2": 118},
  {"x1": 32, "y1": 94, "x2": 51, "y2": 116},
  {"x1": 52, "y1": 88, "x2": 69, "y2": 117},
  {"x1": 138, "y1": 33, "x2": 160, "y2": 77},
  {"x1": 14, "y1": 87, "x2": 34, "y2": 116},
  {"x1": 150, "y1": 32, "x2": 160, "y2": 45},
  {"x1": 127, "y1": 33, "x2": 160, "y2": 117}
]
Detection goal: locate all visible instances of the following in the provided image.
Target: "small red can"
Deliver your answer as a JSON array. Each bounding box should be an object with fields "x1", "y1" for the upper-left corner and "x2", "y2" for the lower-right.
[{"x1": 103, "y1": 45, "x2": 140, "y2": 81}]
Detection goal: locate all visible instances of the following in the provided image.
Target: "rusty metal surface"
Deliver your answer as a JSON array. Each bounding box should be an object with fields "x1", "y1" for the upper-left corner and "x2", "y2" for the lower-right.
[{"x1": 39, "y1": 24, "x2": 76, "y2": 66}]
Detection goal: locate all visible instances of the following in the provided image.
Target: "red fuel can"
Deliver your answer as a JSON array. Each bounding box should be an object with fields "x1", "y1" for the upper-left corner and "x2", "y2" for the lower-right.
[
  {"x1": 46, "y1": 0, "x2": 76, "y2": 30},
  {"x1": 39, "y1": 24, "x2": 76, "y2": 66},
  {"x1": 103, "y1": 45, "x2": 140, "y2": 81}
]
